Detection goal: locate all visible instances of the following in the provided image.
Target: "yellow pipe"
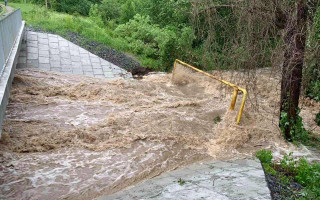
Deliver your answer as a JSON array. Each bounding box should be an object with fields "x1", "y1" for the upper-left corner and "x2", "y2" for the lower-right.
[
  {"x1": 230, "y1": 88, "x2": 238, "y2": 111},
  {"x1": 174, "y1": 59, "x2": 247, "y2": 124},
  {"x1": 237, "y1": 89, "x2": 247, "y2": 124}
]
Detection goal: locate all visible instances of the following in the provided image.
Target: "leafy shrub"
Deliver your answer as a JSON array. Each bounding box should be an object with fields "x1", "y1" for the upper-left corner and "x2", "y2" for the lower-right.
[
  {"x1": 280, "y1": 152, "x2": 296, "y2": 170},
  {"x1": 255, "y1": 149, "x2": 273, "y2": 164},
  {"x1": 27, "y1": 0, "x2": 98, "y2": 16},
  {"x1": 305, "y1": 64, "x2": 320, "y2": 102},
  {"x1": 294, "y1": 158, "x2": 320, "y2": 198},
  {"x1": 144, "y1": 0, "x2": 191, "y2": 27},
  {"x1": 115, "y1": 14, "x2": 175, "y2": 70},
  {"x1": 89, "y1": 4, "x2": 104, "y2": 27},
  {"x1": 280, "y1": 109, "x2": 309, "y2": 142},
  {"x1": 120, "y1": 0, "x2": 146, "y2": 23},
  {"x1": 260, "y1": 152, "x2": 320, "y2": 199},
  {"x1": 57, "y1": 0, "x2": 94, "y2": 16},
  {"x1": 115, "y1": 14, "x2": 195, "y2": 70},
  {"x1": 98, "y1": 0, "x2": 121, "y2": 23},
  {"x1": 307, "y1": 78, "x2": 320, "y2": 102}
]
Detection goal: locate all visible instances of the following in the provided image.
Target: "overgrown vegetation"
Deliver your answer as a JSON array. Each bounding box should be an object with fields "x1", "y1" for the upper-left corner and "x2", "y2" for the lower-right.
[
  {"x1": 256, "y1": 150, "x2": 320, "y2": 199},
  {"x1": 0, "y1": 4, "x2": 6, "y2": 17},
  {"x1": 255, "y1": 149, "x2": 273, "y2": 164},
  {"x1": 279, "y1": 107, "x2": 320, "y2": 149},
  {"x1": 280, "y1": 108, "x2": 309, "y2": 143}
]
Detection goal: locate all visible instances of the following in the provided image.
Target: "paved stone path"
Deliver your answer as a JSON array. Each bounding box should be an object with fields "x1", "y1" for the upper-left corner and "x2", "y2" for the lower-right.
[
  {"x1": 17, "y1": 31, "x2": 132, "y2": 79},
  {"x1": 96, "y1": 159, "x2": 271, "y2": 200}
]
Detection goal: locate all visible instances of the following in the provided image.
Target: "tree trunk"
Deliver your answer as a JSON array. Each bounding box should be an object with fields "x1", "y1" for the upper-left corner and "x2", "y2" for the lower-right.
[
  {"x1": 45, "y1": 0, "x2": 48, "y2": 8},
  {"x1": 280, "y1": 0, "x2": 308, "y2": 141}
]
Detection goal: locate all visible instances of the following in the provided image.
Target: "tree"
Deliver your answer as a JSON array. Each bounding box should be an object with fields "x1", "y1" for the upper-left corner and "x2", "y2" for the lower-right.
[
  {"x1": 192, "y1": 0, "x2": 318, "y2": 141},
  {"x1": 279, "y1": 0, "x2": 317, "y2": 141}
]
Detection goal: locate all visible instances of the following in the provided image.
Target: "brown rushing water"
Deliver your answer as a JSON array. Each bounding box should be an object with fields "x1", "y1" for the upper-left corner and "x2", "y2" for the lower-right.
[{"x1": 0, "y1": 67, "x2": 318, "y2": 199}]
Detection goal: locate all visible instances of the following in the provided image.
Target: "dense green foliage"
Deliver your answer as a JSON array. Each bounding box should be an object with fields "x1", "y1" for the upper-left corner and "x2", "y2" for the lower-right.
[
  {"x1": 306, "y1": 68, "x2": 320, "y2": 102},
  {"x1": 16, "y1": 0, "x2": 101, "y2": 15},
  {"x1": 279, "y1": 106, "x2": 320, "y2": 148},
  {"x1": 114, "y1": 14, "x2": 194, "y2": 70},
  {"x1": 280, "y1": 109, "x2": 309, "y2": 143},
  {"x1": 255, "y1": 149, "x2": 273, "y2": 164},
  {"x1": 257, "y1": 151, "x2": 320, "y2": 199},
  {"x1": 305, "y1": 6, "x2": 320, "y2": 102}
]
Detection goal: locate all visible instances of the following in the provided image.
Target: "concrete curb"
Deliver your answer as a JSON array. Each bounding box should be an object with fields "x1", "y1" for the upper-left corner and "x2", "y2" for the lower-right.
[{"x1": 0, "y1": 20, "x2": 25, "y2": 137}]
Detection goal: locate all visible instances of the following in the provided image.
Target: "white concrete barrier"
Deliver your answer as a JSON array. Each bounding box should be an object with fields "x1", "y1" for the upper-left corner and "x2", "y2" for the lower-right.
[{"x1": 0, "y1": 9, "x2": 25, "y2": 137}]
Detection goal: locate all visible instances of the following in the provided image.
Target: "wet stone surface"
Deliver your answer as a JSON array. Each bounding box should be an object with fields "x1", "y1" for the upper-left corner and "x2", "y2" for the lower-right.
[
  {"x1": 96, "y1": 159, "x2": 271, "y2": 200},
  {"x1": 17, "y1": 31, "x2": 132, "y2": 79}
]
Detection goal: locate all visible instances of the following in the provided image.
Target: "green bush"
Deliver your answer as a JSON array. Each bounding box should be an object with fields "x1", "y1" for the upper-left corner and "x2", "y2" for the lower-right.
[
  {"x1": 294, "y1": 158, "x2": 320, "y2": 199},
  {"x1": 307, "y1": 78, "x2": 320, "y2": 102},
  {"x1": 25, "y1": 0, "x2": 99, "y2": 16},
  {"x1": 89, "y1": 4, "x2": 104, "y2": 27},
  {"x1": 255, "y1": 149, "x2": 273, "y2": 164},
  {"x1": 280, "y1": 109, "x2": 310, "y2": 142},
  {"x1": 115, "y1": 14, "x2": 195, "y2": 70},
  {"x1": 98, "y1": 0, "x2": 122, "y2": 23},
  {"x1": 144, "y1": 0, "x2": 191, "y2": 27},
  {"x1": 120, "y1": 0, "x2": 147, "y2": 23},
  {"x1": 115, "y1": 14, "x2": 174, "y2": 70},
  {"x1": 261, "y1": 151, "x2": 320, "y2": 199},
  {"x1": 305, "y1": 7, "x2": 320, "y2": 102}
]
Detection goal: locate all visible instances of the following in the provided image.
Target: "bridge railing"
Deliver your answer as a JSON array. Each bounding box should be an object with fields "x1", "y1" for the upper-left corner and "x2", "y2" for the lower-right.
[{"x1": 0, "y1": 9, "x2": 22, "y2": 76}]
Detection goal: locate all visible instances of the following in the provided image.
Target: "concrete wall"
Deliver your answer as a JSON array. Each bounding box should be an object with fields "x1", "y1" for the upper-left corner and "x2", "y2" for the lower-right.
[{"x1": 0, "y1": 9, "x2": 25, "y2": 137}]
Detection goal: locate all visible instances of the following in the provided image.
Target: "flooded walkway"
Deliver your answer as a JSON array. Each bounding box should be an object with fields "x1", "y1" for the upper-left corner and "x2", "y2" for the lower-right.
[{"x1": 96, "y1": 159, "x2": 270, "y2": 200}]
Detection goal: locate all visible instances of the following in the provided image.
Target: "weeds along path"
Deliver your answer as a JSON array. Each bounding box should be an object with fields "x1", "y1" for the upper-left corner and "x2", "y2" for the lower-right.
[{"x1": 0, "y1": 68, "x2": 318, "y2": 199}]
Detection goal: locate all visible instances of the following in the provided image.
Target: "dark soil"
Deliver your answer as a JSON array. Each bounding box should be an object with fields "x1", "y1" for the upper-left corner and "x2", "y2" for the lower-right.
[
  {"x1": 262, "y1": 164, "x2": 303, "y2": 200},
  {"x1": 26, "y1": 25, "x2": 153, "y2": 76}
]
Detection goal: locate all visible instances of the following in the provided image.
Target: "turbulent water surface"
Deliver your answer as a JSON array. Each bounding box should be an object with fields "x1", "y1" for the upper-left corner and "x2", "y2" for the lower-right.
[{"x1": 0, "y1": 67, "x2": 319, "y2": 199}]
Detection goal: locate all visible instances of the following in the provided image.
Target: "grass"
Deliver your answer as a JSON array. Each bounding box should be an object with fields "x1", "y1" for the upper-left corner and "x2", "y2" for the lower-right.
[
  {"x1": 10, "y1": 2, "x2": 157, "y2": 69},
  {"x1": 0, "y1": 4, "x2": 7, "y2": 18}
]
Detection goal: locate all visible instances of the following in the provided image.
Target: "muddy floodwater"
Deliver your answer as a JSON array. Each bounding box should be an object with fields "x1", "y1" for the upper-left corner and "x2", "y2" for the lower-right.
[{"x1": 0, "y1": 67, "x2": 319, "y2": 199}]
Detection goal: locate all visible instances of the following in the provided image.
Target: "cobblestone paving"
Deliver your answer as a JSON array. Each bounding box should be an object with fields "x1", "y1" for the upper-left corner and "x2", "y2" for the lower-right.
[
  {"x1": 96, "y1": 159, "x2": 271, "y2": 200},
  {"x1": 17, "y1": 31, "x2": 132, "y2": 79}
]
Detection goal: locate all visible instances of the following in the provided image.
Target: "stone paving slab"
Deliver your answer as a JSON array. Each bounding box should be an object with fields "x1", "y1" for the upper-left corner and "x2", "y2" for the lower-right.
[
  {"x1": 96, "y1": 159, "x2": 271, "y2": 200},
  {"x1": 17, "y1": 31, "x2": 132, "y2": 79}
]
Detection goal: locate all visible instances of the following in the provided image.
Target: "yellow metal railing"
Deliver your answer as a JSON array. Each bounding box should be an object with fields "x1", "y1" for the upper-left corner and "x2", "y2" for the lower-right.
[{"x1": 173, "y1": 59, "x2": 247, "y2": 124}]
